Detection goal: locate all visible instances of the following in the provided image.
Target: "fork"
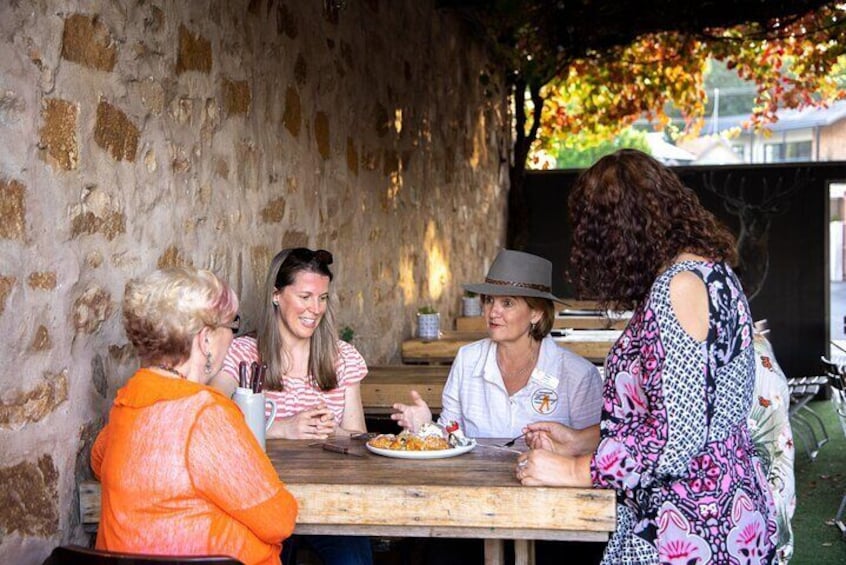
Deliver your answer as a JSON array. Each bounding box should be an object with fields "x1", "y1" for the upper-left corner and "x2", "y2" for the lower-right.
[{"x1": 495, "y1": 432, "x2": 526, "y2": 448}]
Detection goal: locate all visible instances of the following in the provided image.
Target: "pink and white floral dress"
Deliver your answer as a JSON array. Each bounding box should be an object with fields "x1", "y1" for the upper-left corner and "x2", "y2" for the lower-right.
[{"x1": 591, "y1": 260, "x2": 777, "y2": 564}]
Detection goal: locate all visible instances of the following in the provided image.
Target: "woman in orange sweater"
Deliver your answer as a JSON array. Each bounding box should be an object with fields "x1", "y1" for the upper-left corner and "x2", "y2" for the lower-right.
[{"x1": 91, "y1": 267, "x2": 298, "y2": 565}]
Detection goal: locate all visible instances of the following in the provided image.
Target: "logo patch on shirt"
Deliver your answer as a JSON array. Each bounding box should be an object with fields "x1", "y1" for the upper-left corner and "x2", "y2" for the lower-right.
[{"x1": 531, "y1": 388, "x2": 558, "y2": 415}]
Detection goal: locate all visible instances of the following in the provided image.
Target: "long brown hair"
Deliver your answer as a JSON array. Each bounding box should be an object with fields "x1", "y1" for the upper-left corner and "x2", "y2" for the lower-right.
[
  {"x1": 568, "y1": 149, "x2": 737, "y2": 310},
  {"x1": 257, "y1": 248, "x2": 339, "y2": 391}
]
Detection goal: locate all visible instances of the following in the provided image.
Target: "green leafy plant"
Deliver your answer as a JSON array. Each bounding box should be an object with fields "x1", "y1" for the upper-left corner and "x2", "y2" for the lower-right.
[
  {"x1": 339, "y1": 325, "x2": 355, "y2": 343},
  {"x1": 418, "y1": 305, "x2": 438, "y2": 315},
  {"x1": 464, "y1": 290, "x2": 478, "y2": 298}
]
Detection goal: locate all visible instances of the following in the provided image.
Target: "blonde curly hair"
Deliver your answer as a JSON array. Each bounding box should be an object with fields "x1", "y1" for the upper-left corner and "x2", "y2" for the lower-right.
[{"x1": 123, "y1": 267, "x2": 239, "y2": 367}]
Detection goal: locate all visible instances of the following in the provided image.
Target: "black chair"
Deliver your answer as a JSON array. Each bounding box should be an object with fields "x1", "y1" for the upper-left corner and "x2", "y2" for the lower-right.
[{"x1": 42, "y1": 545, "x2": 244, "y2": 565}]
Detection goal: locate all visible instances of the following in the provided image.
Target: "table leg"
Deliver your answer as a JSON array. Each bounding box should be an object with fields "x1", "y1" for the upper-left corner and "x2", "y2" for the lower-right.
[
  {"x1": 514, "y1": 539, "x2": 535, "y2": 565},
  {"x1": 484, "y1": 539, "x2": 505, "y2": 565}
]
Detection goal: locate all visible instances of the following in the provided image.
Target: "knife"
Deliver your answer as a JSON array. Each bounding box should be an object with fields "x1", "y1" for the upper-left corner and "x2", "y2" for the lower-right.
[{"x1": 322, "y1": 443, "x2": 363, "y2": 457}]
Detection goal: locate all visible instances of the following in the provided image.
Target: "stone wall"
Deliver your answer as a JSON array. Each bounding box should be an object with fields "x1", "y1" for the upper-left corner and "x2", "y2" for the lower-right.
[{"x1": 0, "y1": 1, "x2": 509, "y2": 561}]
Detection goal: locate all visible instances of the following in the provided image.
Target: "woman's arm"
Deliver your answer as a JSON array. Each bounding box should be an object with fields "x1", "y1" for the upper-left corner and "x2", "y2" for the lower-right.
[
  {"x1": 524, "y1": 422, "x2": 600, "y2": 456},
  {"x1": 188, "y1": 403, "x2": 298, "y2": 543},
  {"x1": 517, "y1": 450, "x2": 593, "y2": 487},
  {"x1": 338, "y1": 382, "x2": 367, "y2": 435},
  {"x1": 90, "y1": 424, "x2": 110, "y2": 480},
  {"x1": 267, "y1": 408, "x2": 336, "y2": 439}
]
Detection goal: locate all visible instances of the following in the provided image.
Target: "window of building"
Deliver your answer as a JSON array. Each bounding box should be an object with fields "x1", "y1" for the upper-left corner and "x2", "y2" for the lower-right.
[{"x1": 763, "y1": 140, "x2": 813, "y2": 163}]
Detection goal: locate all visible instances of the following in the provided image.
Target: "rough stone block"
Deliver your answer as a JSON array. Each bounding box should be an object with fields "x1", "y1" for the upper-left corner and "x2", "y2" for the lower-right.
[
  {"x1": 0, "y1": 455, "x2": 59, "y2": 536},
  {"x1": 282, "y1": 230, "x2": 308, "y2": 248},
  {"x1": 176, "y1": 24, "x2": 212, "y2": 74},
  {"x1": 294, "y1": 53, "x2": 307, "y2": 85},
  {"x1": 0, "y1": 177, "x2": 26, "y2": 240},
  {"x1": 157, "y1": 245, "x2": 191, "y2": 269},
  {"x1": 29, "y1": 325, "x2": 51, "y2": 352},
  {"x1": 61, "y1": 14, "x2": 117, "y2": 71},
  {"x1": 73, "y1": 287, "x2": 112, "y2": 335},
  {"x1": 314, "y1": 111, "x2": 330, "y2": 159},
  {"x1": 27, "y1": 272, "x2": 57, "y2": 290},
  {"x1": 0, "y1": 275, "x2": 14, "y2": 315},
  {"x1": 94, "y1": 100, "x2": 139, "y2": 162},
  {"x1": 71, "y1": 210, "x2": 126, "y2": 241},
  {"x1": 0, "y1": 371, "x2": 68, "y2": 430},
  {"x1": 222, "y1": 77, "x2": 251, "y2": 116},
  {"x1": 283, "y1": 87, "x2": 301, "y2": 137},
  {"x1": 40, "y1": 98, "x2": 79, "y2": 170},
  {"x1": 346, "y1": 137, "x2": 359, "y2": 175},
  {"x1": 260, "y1": 196, "x2": 286, "y2": 223},
  {"x1": 275, "y1": 3, "x2": 298, "y2": 39}
]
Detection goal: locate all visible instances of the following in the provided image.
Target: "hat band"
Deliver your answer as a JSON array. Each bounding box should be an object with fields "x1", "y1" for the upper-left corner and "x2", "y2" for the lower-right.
[{"x1": 484, "y1": 277, "x2": 550, "y2": 293}]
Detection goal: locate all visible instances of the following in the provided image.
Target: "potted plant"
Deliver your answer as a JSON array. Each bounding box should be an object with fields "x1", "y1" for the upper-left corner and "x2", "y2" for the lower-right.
[
  {"x1": 416, "y1": 305, "x2": 440, "y2": 340},
  {"x1": 461, "y1": 290, "x2": 482, "y2": 317},
  {"x1": 339, "y1": 325, "x2": 355, "y2": 343}
]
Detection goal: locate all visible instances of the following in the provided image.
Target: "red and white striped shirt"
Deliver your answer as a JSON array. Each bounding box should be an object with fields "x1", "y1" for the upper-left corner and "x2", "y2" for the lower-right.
[{"x1": 221, "y1": 336, "x2": 367, "y2": 425}]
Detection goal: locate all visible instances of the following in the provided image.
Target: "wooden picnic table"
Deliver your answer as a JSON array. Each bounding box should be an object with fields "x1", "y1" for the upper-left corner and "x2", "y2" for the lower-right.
[
  {"x1": 80, "y1": 438, "x2": 616, "y2": 565},
  {"x1": 402, "y1": 330, "x2": 620, "y2": 365}
]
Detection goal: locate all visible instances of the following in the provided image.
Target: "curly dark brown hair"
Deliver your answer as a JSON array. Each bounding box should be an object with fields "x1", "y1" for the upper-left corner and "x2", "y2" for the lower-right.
[{"x1": 568, "y1": 149, "x2": 738, "y2": 310}]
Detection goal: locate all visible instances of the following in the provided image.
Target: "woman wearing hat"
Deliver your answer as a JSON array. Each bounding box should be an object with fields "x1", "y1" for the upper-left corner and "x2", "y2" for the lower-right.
[{"x1": 392, "y1": 248, "x2": 603, "y2": 439}]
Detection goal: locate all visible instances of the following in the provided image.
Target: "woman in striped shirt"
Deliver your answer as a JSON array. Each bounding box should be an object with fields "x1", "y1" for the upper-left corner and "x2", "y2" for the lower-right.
[
  {"x1": 212, "y1": 247, "x2": 372, "y2": 565},
  {"x1": 212, "y1": 247, "x2": 367, "y2": 439}
]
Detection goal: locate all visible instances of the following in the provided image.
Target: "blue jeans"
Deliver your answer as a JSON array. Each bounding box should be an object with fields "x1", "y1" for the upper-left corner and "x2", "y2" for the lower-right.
[{"x1": 282, "y1": 534, "x2": 373, "y2": 565}]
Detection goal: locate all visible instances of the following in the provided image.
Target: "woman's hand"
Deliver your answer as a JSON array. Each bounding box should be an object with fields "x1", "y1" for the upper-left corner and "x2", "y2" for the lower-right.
[
  {"x1": 515, "y1": 449, "x2": 593, "y2": 487},
  {"x1": 524, "y1": 422, "x2": 600, "y2": 457},
  {"x1": 270, "y1": 405, "x2": 335, "y2": 439},
  {"x1": 391, "y1": 390, "x2": 432, "y2": 432}
]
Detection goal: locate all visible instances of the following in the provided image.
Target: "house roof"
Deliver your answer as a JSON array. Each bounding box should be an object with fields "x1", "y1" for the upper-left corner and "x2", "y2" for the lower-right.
[{"x1": 702, "y1": 100, "x2": 846, "y2": 134}]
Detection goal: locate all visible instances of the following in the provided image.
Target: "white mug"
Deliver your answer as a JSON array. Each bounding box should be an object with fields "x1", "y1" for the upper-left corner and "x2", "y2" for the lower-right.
[{"x1": 232, "y1": 387, "x2": 278, "y2": 450}]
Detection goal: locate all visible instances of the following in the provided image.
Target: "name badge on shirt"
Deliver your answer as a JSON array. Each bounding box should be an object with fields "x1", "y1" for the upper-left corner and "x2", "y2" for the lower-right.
[
  {"x1": 530, "y1": 368, "x2": 559, "y2": 389},
  {"x1": 531, "y1": 388, "x2": 558, "y2": 415}
]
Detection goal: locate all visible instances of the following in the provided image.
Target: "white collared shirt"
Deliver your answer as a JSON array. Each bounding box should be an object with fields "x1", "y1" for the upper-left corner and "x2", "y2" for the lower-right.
[{"x1": 437, "y1": 335, "x2": 603, "y2": 438}]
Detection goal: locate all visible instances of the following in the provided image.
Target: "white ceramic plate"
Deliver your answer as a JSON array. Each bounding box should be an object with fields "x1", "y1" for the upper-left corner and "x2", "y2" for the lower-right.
[{"x1": 365, "y1": 439, "x2": 477, "y2": 459}]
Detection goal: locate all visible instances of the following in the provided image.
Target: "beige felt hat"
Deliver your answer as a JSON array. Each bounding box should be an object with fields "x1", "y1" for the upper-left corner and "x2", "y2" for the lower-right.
[{"x1": 463, "y1": 249, "x2": 563, "y2": 303}]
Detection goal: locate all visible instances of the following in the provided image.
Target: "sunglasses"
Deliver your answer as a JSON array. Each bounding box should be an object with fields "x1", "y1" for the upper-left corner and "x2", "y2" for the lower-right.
[
  {"x1": 287, "y1": 247, "x2": 333, "y2": 266},
  {"x1": 219, "y1": 314, "x2": 240, "y2": 334}
]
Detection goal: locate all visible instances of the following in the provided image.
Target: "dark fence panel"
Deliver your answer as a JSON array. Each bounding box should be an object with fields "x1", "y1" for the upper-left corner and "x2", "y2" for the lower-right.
[{"x1": 524, "y1": 162, "x2": 846, "y2": 378}]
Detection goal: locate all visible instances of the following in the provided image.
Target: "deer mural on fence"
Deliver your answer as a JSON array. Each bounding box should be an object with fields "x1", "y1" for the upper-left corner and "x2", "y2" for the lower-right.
[{"x1": 701, "y1": 168, "x2": 811, "y2": 301}]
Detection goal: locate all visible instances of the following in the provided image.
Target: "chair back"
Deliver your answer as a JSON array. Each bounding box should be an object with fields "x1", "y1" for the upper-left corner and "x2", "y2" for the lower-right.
[
  {"x1": 821, "y1": 356, "x2": 846, "y2": 390},
  {"x1": 42, "y1": 545, "x2": 244, "y2": 565}
]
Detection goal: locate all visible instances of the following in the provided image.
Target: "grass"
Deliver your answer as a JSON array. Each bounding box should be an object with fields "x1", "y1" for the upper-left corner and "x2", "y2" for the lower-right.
[{"x1": 790, "y1": 399, "x2": 846, "y2": 564}]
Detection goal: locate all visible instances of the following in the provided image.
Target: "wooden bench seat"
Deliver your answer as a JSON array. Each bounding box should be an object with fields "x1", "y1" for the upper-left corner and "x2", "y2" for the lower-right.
[
  {"x1": 456, "y1": 315, "x2": 630, "y2": 332},
  {"x1": 402, "y1": 332, "x2": 619, "y2": 365},
  {"x1": 362, "y1": 365, "x2": 450, "y2": 414}
]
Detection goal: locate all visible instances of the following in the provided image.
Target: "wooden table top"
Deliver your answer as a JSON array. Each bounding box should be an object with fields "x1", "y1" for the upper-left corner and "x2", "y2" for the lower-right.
[
  {"x1": 266, "y1": 438, "x2": 616, "y2": 540},
  {"x1": 80, "y1": 438, "x2": 616, "y2": 550}
]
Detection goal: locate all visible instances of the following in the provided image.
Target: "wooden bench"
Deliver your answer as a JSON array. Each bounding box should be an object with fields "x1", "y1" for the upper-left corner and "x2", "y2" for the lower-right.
[
  {"x1": 402, "y1": 331, "x2": 619, "y2": 365},
  {"x1": 456, "y1": 315, "x2": 629, "y2": 332},
  {"x1": 362, "y1": 365, "x2": 449, "y2": 415}
]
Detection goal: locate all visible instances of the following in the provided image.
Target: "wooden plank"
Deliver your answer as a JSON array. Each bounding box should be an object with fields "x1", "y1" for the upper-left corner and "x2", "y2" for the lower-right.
[
  {"x1": 457, "y1": 316, "x2": 629, "y2": 332},
  {"x1": 79, "y1": 479, "x2": 612, "y2": 541},
  {"x1": 79, "y1": 439, "x2": 617, "y2": 538},
  {"x1": 362, "y1": 365, "x2": 450, "y2": 413},
  {"x1": 402, "y1": 335, "x2": 616, "y2": 364}
]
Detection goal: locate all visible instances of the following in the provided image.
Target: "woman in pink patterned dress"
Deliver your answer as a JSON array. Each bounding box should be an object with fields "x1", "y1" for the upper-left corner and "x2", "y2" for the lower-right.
[{"x1": 516, "y1": 149, "x2": 777, "y2": 564}]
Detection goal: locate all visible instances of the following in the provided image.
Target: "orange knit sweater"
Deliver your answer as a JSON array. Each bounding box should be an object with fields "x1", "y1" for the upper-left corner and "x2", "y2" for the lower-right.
[{"x1": 92, "y1": 369, "x2": 298, "y2": 565}]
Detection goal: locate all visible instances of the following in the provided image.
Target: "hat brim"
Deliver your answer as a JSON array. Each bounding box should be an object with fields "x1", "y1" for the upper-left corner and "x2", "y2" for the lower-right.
[{"x1": 463, "y1": 283, "x2": 566, "y2": 304}]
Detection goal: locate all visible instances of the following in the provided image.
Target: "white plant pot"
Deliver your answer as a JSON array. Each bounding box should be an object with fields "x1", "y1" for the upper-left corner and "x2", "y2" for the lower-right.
[
  {"x1": 462, "y1": 296, "x2": 482, "y2": 317},
  {"x1": 417, "y1": 313, "x2": 440, "y2": 340}
]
